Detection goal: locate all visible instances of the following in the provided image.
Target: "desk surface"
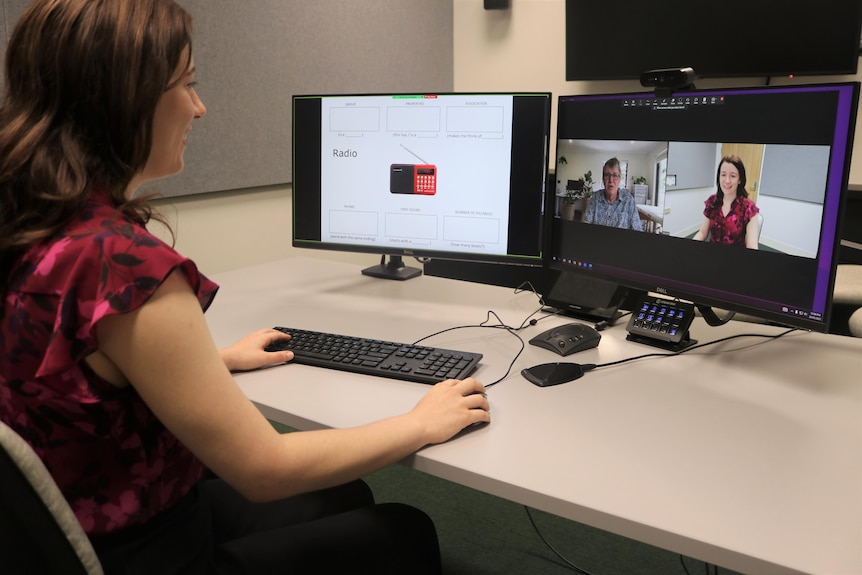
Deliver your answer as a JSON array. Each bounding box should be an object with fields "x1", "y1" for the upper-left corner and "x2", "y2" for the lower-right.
[
  {"x1": 207, "y1": 257, "x2": 862, "y2": 575},
  {"x1": 636, "y1": 203, "x2": 664, "y2": 223}
]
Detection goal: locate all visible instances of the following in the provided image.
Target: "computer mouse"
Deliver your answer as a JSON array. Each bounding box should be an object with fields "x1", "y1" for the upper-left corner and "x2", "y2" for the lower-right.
[{"x1": 528, "y1": 322, "x2": 601, "y2": 356}]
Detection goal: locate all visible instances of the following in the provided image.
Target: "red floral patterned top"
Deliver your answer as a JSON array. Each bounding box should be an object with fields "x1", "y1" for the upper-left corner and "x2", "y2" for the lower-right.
[
  {"x1": 702, "y1": 194, "x2": 760, "y2": 246},
  {"x1": 0, "y1": 193, "x2": 218, "y2": 536}
]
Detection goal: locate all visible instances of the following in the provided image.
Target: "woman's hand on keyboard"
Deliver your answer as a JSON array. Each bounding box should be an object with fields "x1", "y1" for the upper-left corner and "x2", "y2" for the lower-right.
[
  {"x1": 410, "y1": 377, "x2": 491, "y2": 444},
  {"x1": 220, "y1": 328, "x2": 294, "y2": 372}
]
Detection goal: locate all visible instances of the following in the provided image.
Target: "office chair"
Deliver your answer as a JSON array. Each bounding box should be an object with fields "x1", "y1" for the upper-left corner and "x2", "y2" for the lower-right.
[{"x1": 0, "y1": 420, "x2": 104, "y2": 575}]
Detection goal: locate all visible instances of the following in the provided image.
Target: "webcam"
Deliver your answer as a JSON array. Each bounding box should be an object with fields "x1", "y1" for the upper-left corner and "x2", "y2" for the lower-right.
[{"x1": 640, "y1": 67, "x2": 697, "y2": 94}]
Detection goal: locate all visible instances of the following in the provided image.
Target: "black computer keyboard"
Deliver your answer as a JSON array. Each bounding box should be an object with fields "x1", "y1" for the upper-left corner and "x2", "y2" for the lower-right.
[{"x1": 266, "y1": 327, "x2": 483, "y2": 385}]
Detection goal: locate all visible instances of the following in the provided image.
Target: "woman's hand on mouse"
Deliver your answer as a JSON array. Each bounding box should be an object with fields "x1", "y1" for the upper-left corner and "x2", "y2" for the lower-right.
[
  {"x1": 408, "y1": 377, "x2": 491, "y2": 444},
  {"x1": 220, "y1": 328, "x2": 294, "y2": 372}
]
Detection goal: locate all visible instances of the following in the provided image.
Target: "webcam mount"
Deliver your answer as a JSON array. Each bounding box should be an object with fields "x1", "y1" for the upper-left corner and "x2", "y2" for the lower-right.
[{"x1": 640, "y1": 67, "x2": 697, "y2": 97}]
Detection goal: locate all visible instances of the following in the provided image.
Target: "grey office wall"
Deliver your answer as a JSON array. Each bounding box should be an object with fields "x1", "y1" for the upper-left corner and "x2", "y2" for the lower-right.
[
  {"x1": 666, "y1": 141, "x2": 716, "y2": 190},
  {"x1": 0, "y1": 1, "x2": 454, "y2": 197},
  {"x1": 760, "y1": 144, "x2": 830, "y2": 204}
]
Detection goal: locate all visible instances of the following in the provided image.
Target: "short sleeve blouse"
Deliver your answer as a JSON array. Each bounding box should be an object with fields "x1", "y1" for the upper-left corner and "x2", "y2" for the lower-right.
[
  {"x1": 702, "y1": 194, "x2": 760, "y2": 246},
  {"x1": 0, "y1": 194, "x2": 218, "y2": 536}
]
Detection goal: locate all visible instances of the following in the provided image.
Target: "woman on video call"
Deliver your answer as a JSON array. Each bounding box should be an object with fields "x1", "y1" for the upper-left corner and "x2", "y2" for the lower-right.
[
  {"x1": 693, "y1": 154, "x2": 761, "y2": 249},
  {"x1": 0, "y1": 1, "x2": 490, "y2": 573}
]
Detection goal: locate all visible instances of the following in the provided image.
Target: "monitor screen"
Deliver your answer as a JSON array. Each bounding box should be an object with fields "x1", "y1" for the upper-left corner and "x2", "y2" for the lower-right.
[
  {"x1": 292, "y1": 92, "x2": 551, "y2": 279},
  {"x1": 547, "y1": 82, "x2": 860, "y2": 333},
  {"x1": 565, "y1": 0, "x2": 862, "y2": 81}
]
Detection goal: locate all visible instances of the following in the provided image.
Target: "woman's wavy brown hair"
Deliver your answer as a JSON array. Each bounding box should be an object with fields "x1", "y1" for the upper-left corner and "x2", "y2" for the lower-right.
[
  {"x1": 712, "y1": 154, "x2": 749, "y2": 209},
  {"x1": 0, "y1": 0, "x2": 193, "y2": 292}
]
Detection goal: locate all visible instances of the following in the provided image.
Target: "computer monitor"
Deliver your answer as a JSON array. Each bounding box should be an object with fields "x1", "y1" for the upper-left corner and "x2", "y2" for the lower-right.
[
  {"x1": 292, "y1": 92, "x2": 551, "y2": 280},
  {"x1": 547, "y1": 82, "x2": 859, "y2": 344}
]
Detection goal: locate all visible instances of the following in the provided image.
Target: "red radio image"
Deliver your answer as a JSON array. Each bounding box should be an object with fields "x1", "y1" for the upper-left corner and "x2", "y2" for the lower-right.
[{"x1": 390, "y1": 145, "x2": 437, "y2": 195}]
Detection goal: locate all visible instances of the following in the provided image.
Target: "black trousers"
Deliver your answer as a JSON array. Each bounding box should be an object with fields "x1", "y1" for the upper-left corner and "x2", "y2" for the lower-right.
[{"x1": 91, "y1": 477, "x2": 441, "y2": 575}]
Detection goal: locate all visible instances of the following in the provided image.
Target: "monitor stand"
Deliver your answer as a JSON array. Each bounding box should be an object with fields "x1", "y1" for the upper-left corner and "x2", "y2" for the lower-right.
[
  {"x1": 625, "y1": 330, "x2": 697, "y2": 352},
  {"x1": 362, "y1": 255, "x2": 422, "y2": 281},
  {"x1": 560, "y1": 308, "x2": 624, "y2": 325},
  {"x1": 543, "y1": 271, "x2": 631, "y2": 324}
]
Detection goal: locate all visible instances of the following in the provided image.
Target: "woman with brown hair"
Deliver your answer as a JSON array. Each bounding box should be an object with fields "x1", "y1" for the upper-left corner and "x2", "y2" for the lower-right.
[
  {"x1": 692, "y1": 154, "x2": 761, "y2": 248},
  {"x1": 0, "y1": 1, "x2": 490, "y2": 573}
]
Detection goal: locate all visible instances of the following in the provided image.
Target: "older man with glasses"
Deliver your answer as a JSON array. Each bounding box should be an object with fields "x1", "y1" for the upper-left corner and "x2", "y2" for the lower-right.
[{"x1": 582, "y1": 157, "x2": 644, "y2": 231}]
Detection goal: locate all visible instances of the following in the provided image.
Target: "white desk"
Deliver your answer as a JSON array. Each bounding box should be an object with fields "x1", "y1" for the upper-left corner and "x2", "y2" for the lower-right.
[{"x1": 207, "y1": 257, "x2": 862, "y2": 575}]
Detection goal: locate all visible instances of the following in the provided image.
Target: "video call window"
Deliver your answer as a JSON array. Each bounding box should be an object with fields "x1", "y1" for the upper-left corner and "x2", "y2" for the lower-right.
[{"x1": 556, "y1": 138, "x2": 830, "y2": 258}]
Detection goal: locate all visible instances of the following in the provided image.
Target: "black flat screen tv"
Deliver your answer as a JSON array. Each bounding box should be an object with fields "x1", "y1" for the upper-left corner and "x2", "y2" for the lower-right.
[
  {"x1": 547, "y1": 82, "x2": 859, "y2": 335},
  {"x1": 292, "y1": 92, "x2": 551, "y2": 280},
  {"x1": 565, "y1": 0, "x2": 862, "y2": 81}
]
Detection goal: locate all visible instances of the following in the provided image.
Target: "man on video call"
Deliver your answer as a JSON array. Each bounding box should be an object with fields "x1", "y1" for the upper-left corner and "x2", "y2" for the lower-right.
[{"x1": 583, "y1": 157, "x2": 643, "y2": 231}]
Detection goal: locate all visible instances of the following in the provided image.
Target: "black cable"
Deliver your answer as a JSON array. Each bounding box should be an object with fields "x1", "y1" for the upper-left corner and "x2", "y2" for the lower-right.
[
  {"x1": 412, "y1": 310, "x2": 526, "y2": 388},
  {"x1": 514, "y1": 280, "x2": 545, "y2": 305},
  {"x1": 679, "y1": 554, "x2": 721, "y2": 575},
  {"x1": 594, "y1": 310, "x2": 631, "y2": 331},
  {"x1": 696, "y1": 304, "x2": 736, "y2": 326},
  {"x1": 514, "y1": 281, "x2": 567, "y2": 330},
  {"x1": 411, "y1": 281, "x2": 566, "y2": 387},
  {"x1": 525, "y1": 506, "x2": 597, "y2": 575},
  {"x1": 417, "y1": 295, "x2": 799, "y2": 389},
  {"x1": 518, "y1": 307, "x2": 562, "y2": 330},
  {"x1": 680, "y1": 554, "x2": 692, "y2": 575},
  {"x1": 589, "y1": 327, "x2": 799, "y2": 372}
]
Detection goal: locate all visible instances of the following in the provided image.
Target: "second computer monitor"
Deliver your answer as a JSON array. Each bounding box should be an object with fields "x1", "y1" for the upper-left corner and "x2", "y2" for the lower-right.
[{"x1": 548, "y1": 82, "x2": 859, "y2": 333}]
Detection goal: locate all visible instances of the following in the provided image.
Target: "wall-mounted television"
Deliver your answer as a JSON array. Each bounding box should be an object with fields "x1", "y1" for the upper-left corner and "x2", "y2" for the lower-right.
[{"x1": 565, "y1": 0, "x2": 862, "y2": 81}]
